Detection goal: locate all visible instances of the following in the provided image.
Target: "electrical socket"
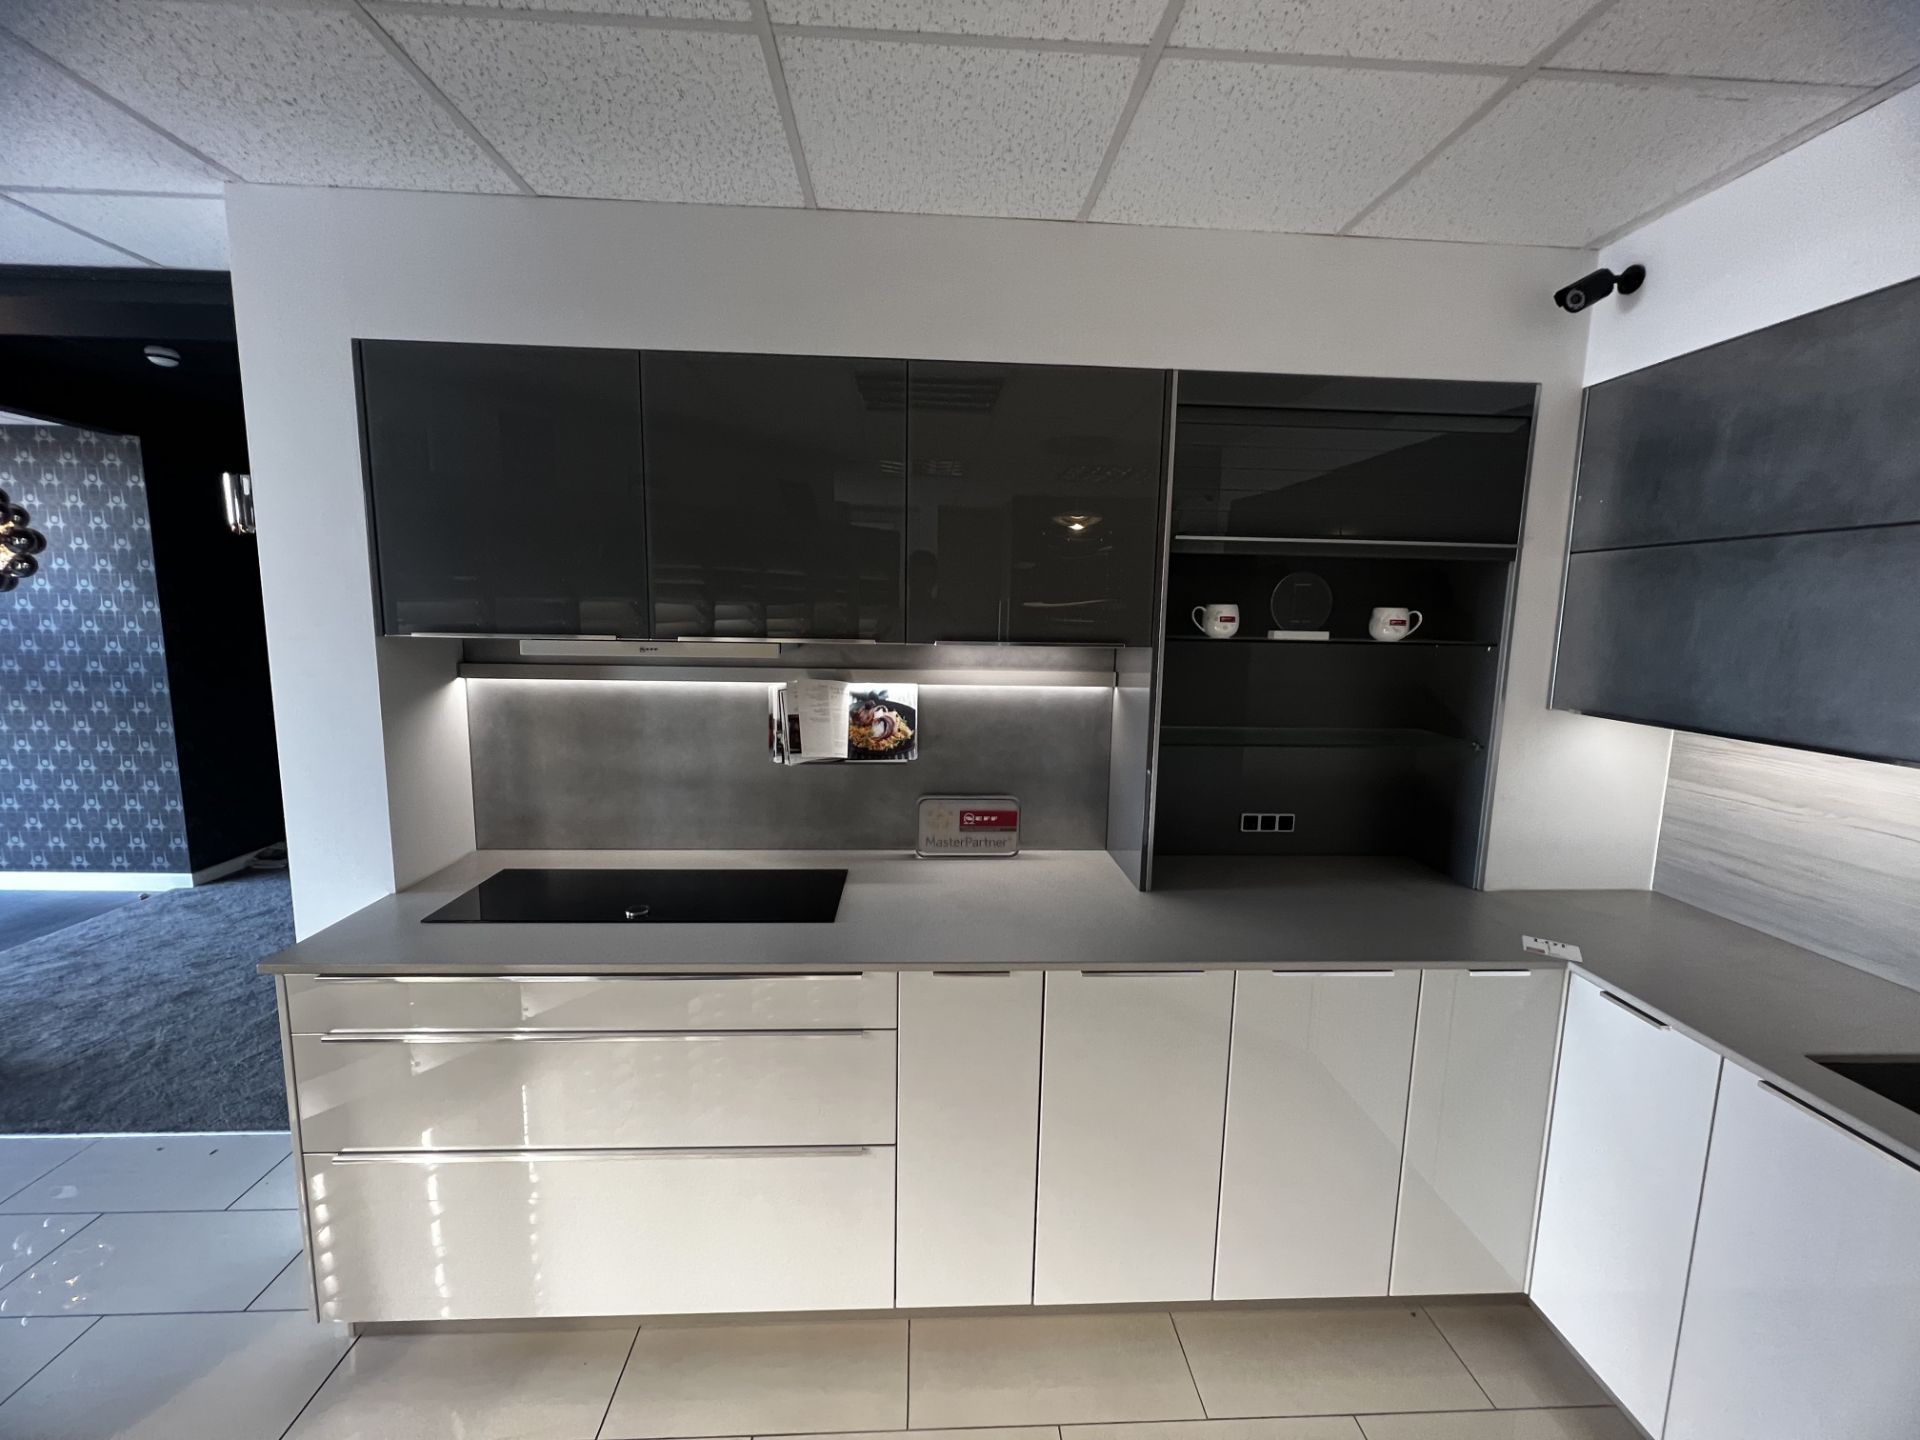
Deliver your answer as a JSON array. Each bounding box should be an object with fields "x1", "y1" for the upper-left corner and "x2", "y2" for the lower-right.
[{"x1": 1239, "y1": 812, "x2": 1296, "y2": 834}]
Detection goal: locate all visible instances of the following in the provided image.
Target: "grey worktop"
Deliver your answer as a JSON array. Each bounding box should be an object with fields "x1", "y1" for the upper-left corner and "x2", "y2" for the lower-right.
[{"x1": 259, "y1": 848, "x2": 1920, "y2": 1167}]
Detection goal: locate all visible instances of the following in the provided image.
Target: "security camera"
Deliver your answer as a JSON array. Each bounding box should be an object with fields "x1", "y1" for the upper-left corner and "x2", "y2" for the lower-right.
[{"x1": 1554, "y1": 264, "x2": 1645, "y2": 313}]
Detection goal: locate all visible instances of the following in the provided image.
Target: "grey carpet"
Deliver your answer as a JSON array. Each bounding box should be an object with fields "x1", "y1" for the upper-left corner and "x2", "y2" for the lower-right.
[
  {"x1": 0, "y1": 870, "x2": 293, "y2": 1134},
  {"x1": 0, "y1": 889, "x2": 145, "y2": 952}
]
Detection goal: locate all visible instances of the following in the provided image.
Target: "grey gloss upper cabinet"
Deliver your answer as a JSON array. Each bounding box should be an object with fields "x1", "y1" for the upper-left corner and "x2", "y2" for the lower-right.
[
  {"x1": 643, "y1": 352, "x2": 907, "y2": 642},
  {"x1": 906, "y1": 361, "x2": 1166, "y2": 645},
  {"x1": 1554, "y1": 276, "x2": 1920, "y2": 763},
  {"x1": 360, "y1": 341, "x2": 648, "y2": 637},
  {"x1": 1572, "y1": 278, "x2": 1920, "y2": 550}
]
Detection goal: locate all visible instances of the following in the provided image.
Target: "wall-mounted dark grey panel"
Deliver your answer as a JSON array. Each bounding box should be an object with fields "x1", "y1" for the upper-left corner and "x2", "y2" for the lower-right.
[
  {"x1": 1572, "y1": 277, "x2": 1920, "y2": 552},
  {"x1": 1553, "y1": 526, "x2": 1920, "y2": 763}
]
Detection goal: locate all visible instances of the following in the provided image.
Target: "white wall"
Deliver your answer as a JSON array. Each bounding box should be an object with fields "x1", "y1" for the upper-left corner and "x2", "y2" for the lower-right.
[
  {"x1": 225, "y1": 185, "x2": 1672, "y2": 935},
  {"x1": 1586, "y1": 85, "x2": 1920, "y2": 383}
]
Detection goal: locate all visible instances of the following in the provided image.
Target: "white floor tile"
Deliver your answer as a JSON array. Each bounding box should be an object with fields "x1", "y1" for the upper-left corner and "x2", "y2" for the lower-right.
[
  {"x1": 0, "y1": 1213, "x2": 97, "y2": 1288},
  {"x1": 0, "y1": 1315, "x2": 96, "y2": 1405},
  {"x1": 1356, "y1": 1408, "x2": 1637, "y2": 1440},
  {"x1": 1174, "y1": 1306, "x2": 1491, "y2": 1418},
  {"x1": 229, "y1": 1153, "x2": 297, "y2": 1210},
  {"x1": 604, "y1": 1319, "x2": 907, "y2": 1438},
  {"x1": 910, "y1": 1313, "x2": 1205, "y2": 1429},
  {"x1": 249, "y1": 1254, "x2": 314, "y2": 1312},
  {"x1": 0, "y1": 1209, "x2": 301, "y2": 1316},
  {"x1": 0, "y1": 1311, "x2": 350, "y2": 1440},
  {"x1": 0, "y1": 1138, "x2": 93, "y2": 1204},
  {"x1": 287, "y1": 1326, "x2": 637, "y2": 1440},
  {"x1": 1069, "y1": 1422, "x2": 1364, "y2": 1440},
  {"x1": 1422, "y1": 1302, "x2": 1608, "y2": 1410},
  {"x1": 0, "y1": 1134, "x2": 290, "y2": 1213}
]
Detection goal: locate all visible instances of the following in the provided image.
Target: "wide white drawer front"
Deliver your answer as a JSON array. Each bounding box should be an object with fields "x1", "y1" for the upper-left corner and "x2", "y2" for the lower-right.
[
  {"x1": 293, "y1": 1030, "x2": 896, "y2": 1153},
  {"x1": 284, "y1": 971, "x2": 896, "y2": 1035},
  {"x1": 304, "y1": 1146, "x2": 894, "y2": 1322}
]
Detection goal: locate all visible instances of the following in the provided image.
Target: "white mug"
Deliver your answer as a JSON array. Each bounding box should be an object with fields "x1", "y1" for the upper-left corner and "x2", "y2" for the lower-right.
[
  {"x1": 1369, "y1": 607, "x2": 1422, "y2": 641},
  {"x1": 1192, "y1": 604, "x2": 1240, "y2": 639}
]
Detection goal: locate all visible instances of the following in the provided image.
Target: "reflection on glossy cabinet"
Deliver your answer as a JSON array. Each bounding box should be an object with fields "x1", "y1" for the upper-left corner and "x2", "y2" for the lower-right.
[
  {"x1": 1034, "y1": 969, "x2": 1234, "y2": 1305},
  {"x1": 359, "y1": 340, "x2": 648, "y2": 637},
  {"x1": 1666, "y1": 1067, "x2": 1920, "y2": 1440},
  {"x1": 642, "y1": 350, "x2": 906, "y2": 641},
  {"x1": 1214, "y1": 969, "x2": 1419, "y2": 1299},
  {"x1": 1391, "y1": 968, "x2": 1564, "y2": 1296},
  {"x1": 293, "y1": 1030, "x2": 896, "y2": 1153},
  {"x1": 1531, "y1": 975, "x2": 1722, "y2": 1437},
  {"x1": 896, "y1": 971, "x2": 1042, "y2": 1308},
  {"x1": 304, "y1": 1146, "x2": 894, "y2": 1322},
  {"x1": 906, "y1": 361, "x2": 1166, "y2": 645}
]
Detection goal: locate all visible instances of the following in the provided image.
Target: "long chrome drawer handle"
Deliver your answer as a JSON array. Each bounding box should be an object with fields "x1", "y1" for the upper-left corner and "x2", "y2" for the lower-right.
[
  {"x1": 1758, "y1": 1081, "x2": 1920, "y2": 1173},
  {"x1": 328, "y1": 1145, "x2": 873, "y2": 1164},
  {"x1": 1467, "y1": 969, "x2": 1535, "y2": 978},
  {"x1": 1598, "y1": 989, "x2": 1669, "y2": 1030},
  {"x1": 308, "y1": 973, "x2": 869, "y2": 984},
  {"x1": 316, "y1": 1028, "x2": 880, "y2": 1043},
  {"x1": 1079, "y1": 969, "x2": 1203, "y2": 977}
]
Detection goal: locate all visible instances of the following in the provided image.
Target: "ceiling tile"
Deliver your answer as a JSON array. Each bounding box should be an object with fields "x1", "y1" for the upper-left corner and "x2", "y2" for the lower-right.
[
  {"x1": 381, "y1": 17, "x2": 800, "y2": 205},
  {"x1": 0, "y1": 42, "x2": 225, "y2": 193},
  {"x1": 2, "y1": 1, "x2": 517, "y2": 192},
  {"x1": 768, "y1": 0, "x2": 1167, "y2": 44},
  {"x1": 782, "y1": 37, "x2": 1136, "y2": 218},
  {"x1": 1355, "y1": 74, "x2": 1848, "y2": 246},
  {"x1": 18, "y1": 193, "x2": 228, "y2": 269},
  {"x1": 414, "y1": 0, "x2": 749, "y2": 15},
  {"x1": 1553, "y1": 0, "x2": 1920, "y2": 86},
  {"x1": 1170, "y1": 0, "x2": 1597, "y2": 65},
  {"x1": 1093, "y1": 60, "x2": 1505, "y2": 232},
  {"x1": 0, "y1": 197, "x2": 147, "y2": 266}
]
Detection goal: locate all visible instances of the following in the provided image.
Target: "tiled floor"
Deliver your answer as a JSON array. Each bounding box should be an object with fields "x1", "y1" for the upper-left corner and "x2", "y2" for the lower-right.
[{"x1": 0, "y1": 1132, "x2": 1638, "y2": 1440}]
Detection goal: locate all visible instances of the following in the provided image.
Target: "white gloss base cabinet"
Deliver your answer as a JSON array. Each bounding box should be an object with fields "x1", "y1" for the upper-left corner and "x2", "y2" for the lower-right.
[
  {"x1": 1214, "y1": 970, "x2": 1420, "y2": 1299},
  {"x1": 896, "y1": 971, "x2": 1042, "y2": 1308},
  {"x1": 1665, "y1": 1067, "x2": 1920, "y2": 1440},
  {"x1": 1033, "y1": 969, "x2": 1235, "y2": 1305},
  {"x1": 303, "y1": 1146, "x2": 895, "y2": 1323},
  {"x1": 1392, "y1": 967, "x2": 1564, "y2": 1296},
  {"x1": 1530, "y1": 974, "x2": 1722, "y2": 1437},
  {"x1": 292, "y1": 1030, "x2": 895, "y2": 1153}
]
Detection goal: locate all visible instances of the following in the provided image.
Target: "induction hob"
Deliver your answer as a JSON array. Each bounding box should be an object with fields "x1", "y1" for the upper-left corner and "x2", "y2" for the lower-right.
[{"x1": 422, "y1": 868, "x2": 848, "y2": 924}]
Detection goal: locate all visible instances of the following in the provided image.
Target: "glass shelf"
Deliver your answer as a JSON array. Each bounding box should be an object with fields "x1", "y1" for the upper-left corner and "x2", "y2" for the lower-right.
[
  {"x1": 1165, "y1": 636, "x2": 1495, "y2": 649},
  {"x1": 1158, "y1": 725, "x2": 1483, "y2": 751}
]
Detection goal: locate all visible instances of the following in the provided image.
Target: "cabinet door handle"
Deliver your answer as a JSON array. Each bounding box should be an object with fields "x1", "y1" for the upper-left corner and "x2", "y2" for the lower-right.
[
  {"x1": 1079, "y1": 968, "x2": 1203, "y2": 977},
  {"x1": 329, "y1": 1145, "x2": 873, "y2": 1165},
  {"x1": 1468, "y1": 969, "x2": 1534, "y2": 978},
  {"x1": 930, "y1": 970, "x2": 1014, "y2": 978},
  {"x1": 1598, "y1": 989, "x2": 1669, "y2": 1030},
  {"x1": 317, "y1": 1028, "x2": 877, "y2": 1043},
  {"x1": 1758, "y1": 1081, "x2": 1920, "y2": 1173}
]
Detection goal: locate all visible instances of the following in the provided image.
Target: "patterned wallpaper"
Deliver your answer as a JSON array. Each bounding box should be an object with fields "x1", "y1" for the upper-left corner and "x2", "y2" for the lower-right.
[{"x1": 0, "y1": 424, "x2": 190, "y2": 875}]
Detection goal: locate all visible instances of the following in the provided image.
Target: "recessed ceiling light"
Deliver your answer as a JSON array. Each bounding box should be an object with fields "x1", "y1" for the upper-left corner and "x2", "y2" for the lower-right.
[{"x1": 143, "y1": 344, "x2": 181, "y2": 369}]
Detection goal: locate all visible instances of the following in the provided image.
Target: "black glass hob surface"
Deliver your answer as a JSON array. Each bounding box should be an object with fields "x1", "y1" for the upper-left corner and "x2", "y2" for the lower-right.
[
  {"x1": 1810, "y1": 1057, "x2": 1920, "y2": 1118},
  {"x1": 422, "y1": 868, "x2": 848, "y2": 924}
]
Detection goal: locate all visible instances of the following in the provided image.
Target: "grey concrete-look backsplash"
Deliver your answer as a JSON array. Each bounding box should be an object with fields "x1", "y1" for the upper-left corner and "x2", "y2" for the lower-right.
[
  {"x1": 467, "y1": 678, "x2": 1113, "y2": 851},
  {"x1": 1656, "y1": 732, "x2": 1920, "y2": 993}
]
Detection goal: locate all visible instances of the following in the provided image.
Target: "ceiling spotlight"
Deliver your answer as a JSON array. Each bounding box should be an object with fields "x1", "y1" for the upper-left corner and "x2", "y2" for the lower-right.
[
  {"x1": 143, "y1": 344, "x2": 181, "y2": 369},
  {"x1": 1053, "y1": 513, "x2": 1102, "y2": 532}
]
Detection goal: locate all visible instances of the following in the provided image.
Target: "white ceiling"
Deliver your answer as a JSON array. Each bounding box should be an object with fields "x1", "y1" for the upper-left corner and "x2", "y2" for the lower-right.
[{"x1": 1, "y1": 0, "x2": 1915, "y2": 270}]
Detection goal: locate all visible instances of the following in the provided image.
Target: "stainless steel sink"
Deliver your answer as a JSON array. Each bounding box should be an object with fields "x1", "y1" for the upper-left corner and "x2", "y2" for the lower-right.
[{"x1": 1810, "y1": 1056, "x2": 1920, "y2": 1118}]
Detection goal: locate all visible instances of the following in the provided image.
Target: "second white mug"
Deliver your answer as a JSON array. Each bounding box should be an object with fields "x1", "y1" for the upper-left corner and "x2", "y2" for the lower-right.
[
  {"x1": 1193, "y1": 603, "x2": 1240, "y2": 639},
  {"x1": 1368, "y1": 606, "x2": 1423, "y2": 641}
]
